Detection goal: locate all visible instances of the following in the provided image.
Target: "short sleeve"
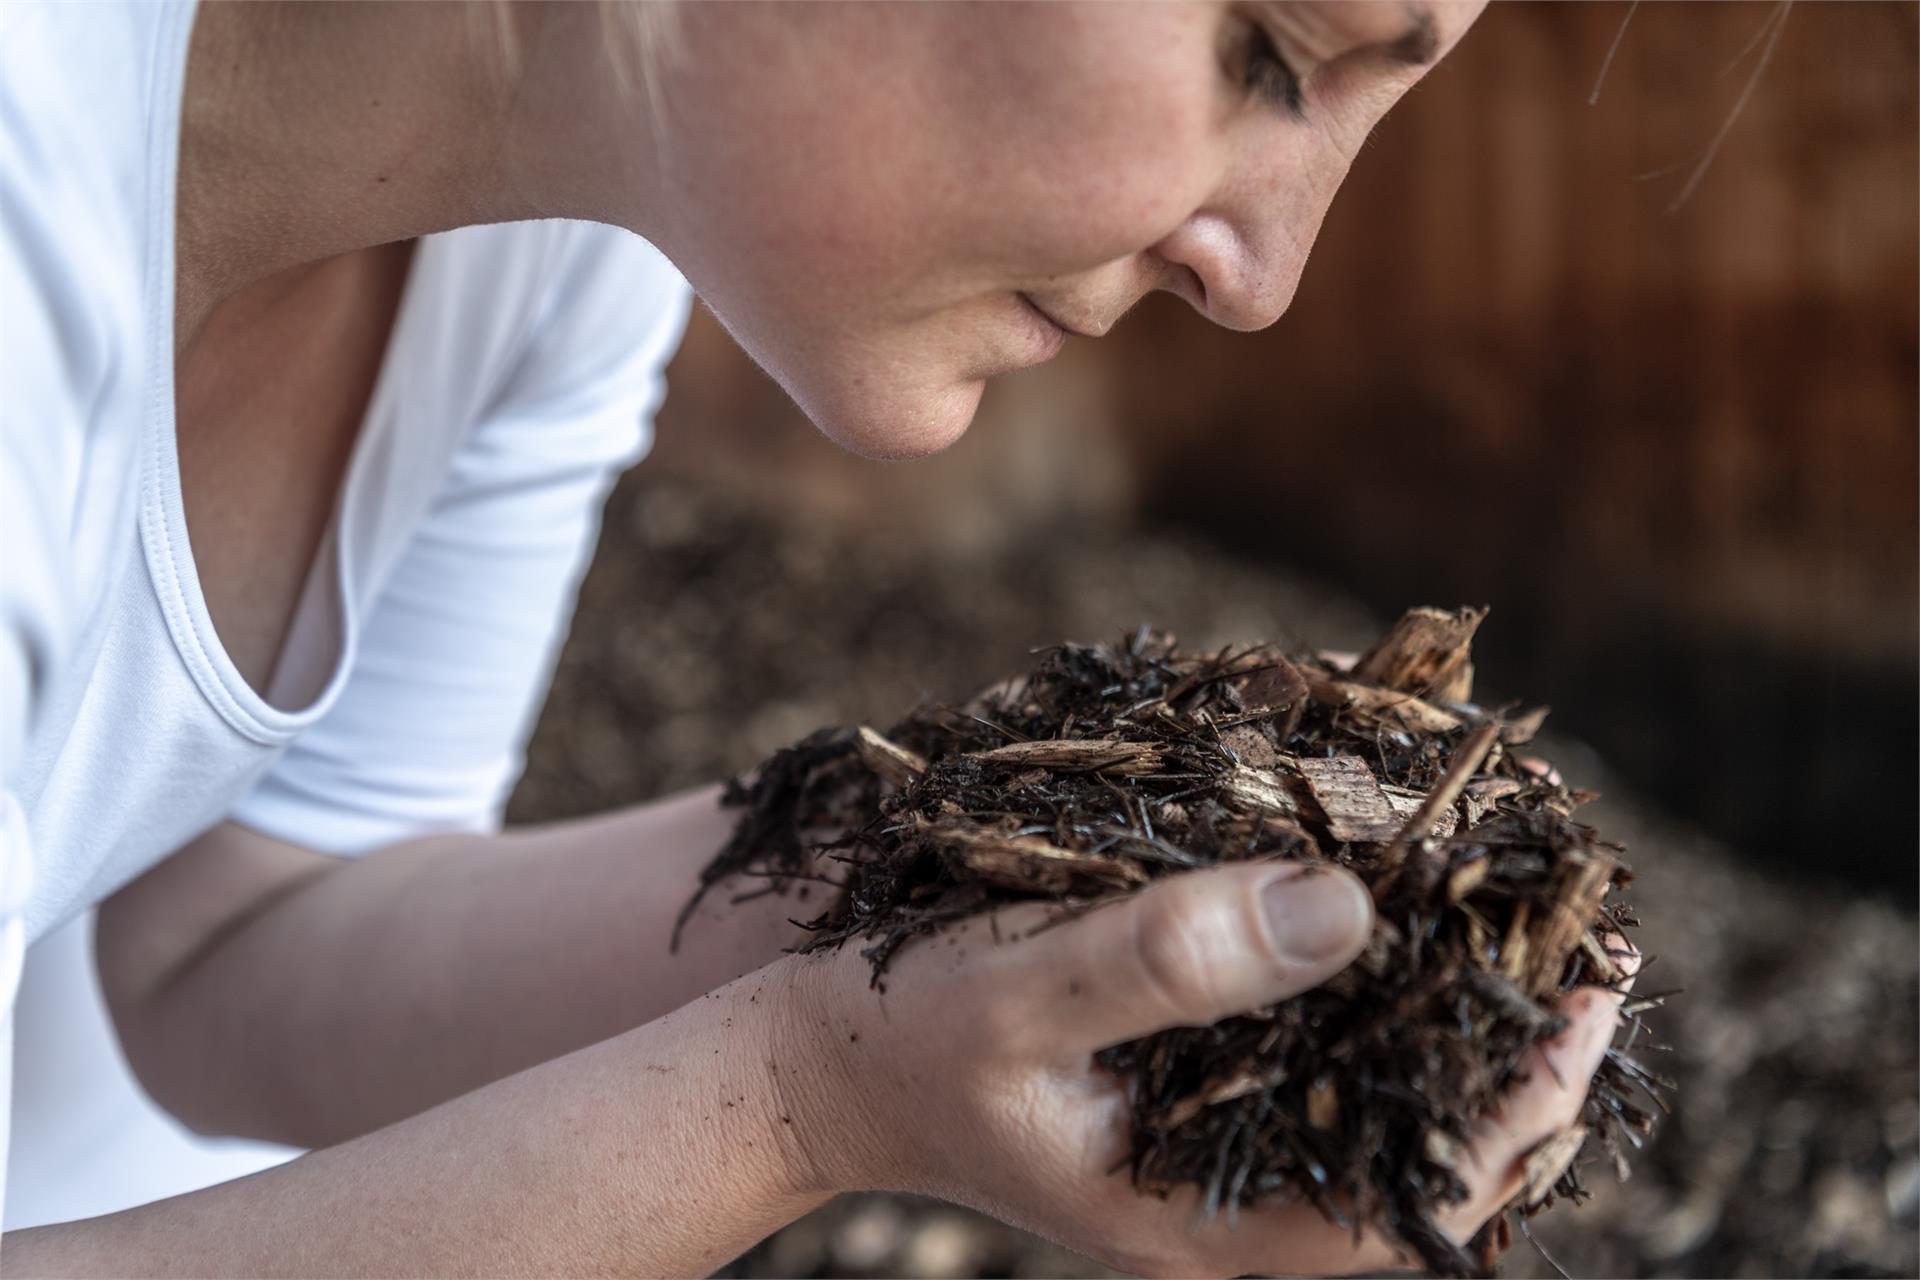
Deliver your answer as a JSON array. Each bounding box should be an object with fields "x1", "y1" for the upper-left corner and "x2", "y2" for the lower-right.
[{"x1": 227, "y1": 227, "x2": 693, "y2": 855}]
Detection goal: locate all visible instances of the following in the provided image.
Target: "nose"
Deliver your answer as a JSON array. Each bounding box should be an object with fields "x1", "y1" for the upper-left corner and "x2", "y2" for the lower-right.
[
  {"x1": 1149, "y1": 133, "x2": 1355, "y2": 333},
  {"x1": 1150, "y1": 211, "x2": 1310, "y2": 333}
]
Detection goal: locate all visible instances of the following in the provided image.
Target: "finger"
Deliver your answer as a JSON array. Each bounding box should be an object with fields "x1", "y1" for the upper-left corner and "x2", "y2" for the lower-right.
[
  {"x1": 991, "y1": 862, "x2": 1373, "y2": 1055},
  {"x1": 1436, "y1": 956, "x2": 1639, "y2": 1236},
  {"x1": 1190, "y1": 989, "x2": 1620, "y2": 1280},
  {"x1": 1123, "y1": 940, "x2": 1643, "y2": 1278},
  {"x1": 1517, "y1": 755, "x2": 1563, "y2": 787},
  {"x1": 1142, "y1": 1184, "x2": 1420, "y2": 1279}
]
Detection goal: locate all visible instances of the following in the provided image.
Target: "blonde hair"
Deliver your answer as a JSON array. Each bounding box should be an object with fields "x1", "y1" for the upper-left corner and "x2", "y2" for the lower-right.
[
  {"x1": 602, "y1": 1, "x2": 682, "y2": 91},
  {"x1": 476, "y1": 1, "x2": 681, "y2": 94}
]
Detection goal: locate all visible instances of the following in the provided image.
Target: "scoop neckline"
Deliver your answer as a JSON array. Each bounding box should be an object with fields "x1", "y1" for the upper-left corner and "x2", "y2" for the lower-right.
[{"x1": 136, "y1": 0, "x2": 428, "y2": 747}]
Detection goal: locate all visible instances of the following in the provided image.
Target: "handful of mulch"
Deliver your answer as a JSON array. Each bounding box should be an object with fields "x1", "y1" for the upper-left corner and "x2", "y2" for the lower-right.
[{"x1": 679, "y1": 607, "x2": 1668, "y2": 1277}]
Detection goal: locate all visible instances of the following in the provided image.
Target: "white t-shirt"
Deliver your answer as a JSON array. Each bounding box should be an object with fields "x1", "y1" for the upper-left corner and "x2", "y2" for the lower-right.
[{"x1": 1, "y1": 0, "x2": 693, "y2": 1229}]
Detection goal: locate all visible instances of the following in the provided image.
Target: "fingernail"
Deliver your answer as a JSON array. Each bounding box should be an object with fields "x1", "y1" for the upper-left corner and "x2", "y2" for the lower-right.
[{"x1": 1261, "y1": 869, "x2": 1372, "y2": 965}]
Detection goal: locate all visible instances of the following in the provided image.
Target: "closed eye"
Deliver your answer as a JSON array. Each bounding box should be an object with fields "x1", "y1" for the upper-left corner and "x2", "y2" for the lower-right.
[{"x1": 1241, "y1": 18, "x2": 1304, "y2": 119}]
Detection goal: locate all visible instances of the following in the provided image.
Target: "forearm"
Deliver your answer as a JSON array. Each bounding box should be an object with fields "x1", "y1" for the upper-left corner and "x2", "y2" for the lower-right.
[
  {"x1": 12, "y1": 960, "x2": 832, "y2": 1278},
  {"x1": 103, "y1": 784, "x2": 819, "y2": 1146}
]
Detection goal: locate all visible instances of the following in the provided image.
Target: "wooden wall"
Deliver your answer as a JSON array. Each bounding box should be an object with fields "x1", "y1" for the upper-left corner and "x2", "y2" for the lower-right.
[{"x1": 1114, "y1": 0, "x2": 1915, "y2": 659}]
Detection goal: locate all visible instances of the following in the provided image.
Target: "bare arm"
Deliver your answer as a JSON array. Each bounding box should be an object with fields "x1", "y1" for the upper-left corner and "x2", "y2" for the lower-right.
[
  {"x1": 38, "y1": 845, "x2": 1620, "y2": 1279},
  {"x1": 9, "y1": 956, "x2": 832, "y2": 1278},
  {"x1": 97, "y1": 783, "x2": 817, "y2": 1147}
]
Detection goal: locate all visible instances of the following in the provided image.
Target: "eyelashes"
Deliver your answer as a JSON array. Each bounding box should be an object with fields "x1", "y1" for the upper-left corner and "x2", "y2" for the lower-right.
[{"x1": 1242, "y1": 20, "x2": 1305, "y2": 119}]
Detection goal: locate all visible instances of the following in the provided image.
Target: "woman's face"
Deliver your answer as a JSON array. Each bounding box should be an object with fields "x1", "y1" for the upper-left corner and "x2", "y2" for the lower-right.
[{"x1": 643, "y1": 2, "x2": 1486, "y2": 459}]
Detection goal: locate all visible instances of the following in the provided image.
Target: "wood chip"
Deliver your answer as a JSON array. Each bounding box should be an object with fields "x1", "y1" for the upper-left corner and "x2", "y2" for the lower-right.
[
  {"x1": 1579, "y1": 926, "x2": 1625, "y2": 983},
  {"x1": 1381, "y1": 721, "x2": 1500, "y2": 867},
  {"x1": 1307, "y1": 1075, "x2": 1340, "y2": 1131},
  {"x1": 1236, "y1": 654, "x2": 1308, "y2": 709},
  {"x1": 1234, "y1": 655, "x2": 1310, "y2": 740},
  {"x1": 969, "y1": 739, "x2": 1164, "y2": 776},
  {"x1": 928, "y1": 825, "x2": 1148, "y2": 894},
  {"x1": 1218, "y1": 724, "x2": 1281, "y2": 768},
  {"x1": 1519, "y1": 1126, "x2": 1590, "y2": 1206},
  {"x1": 1466, "y1": 777, "x2": 1523, "y2": 802},
  {"x1": 1447, "y1": 855, "x2": 1491, "y2": 902},
  {"x1": 1460, "y1": 900, "x2": 1493, "y2": 961},
  {"x1": 1462, "y1": 792, "x2": 1494, "y2": 828},
  {"x1": 1350, "y1": 605, "x2": 1488, "y2": 703},
  {"x1": 1500, "y1": 900, "x2": 1534, "y2": 983},
  {"x1": 1297, "y1": 755, "x2": 1402, "y2": 842},
  {"x1": 1383, "y1": 785, "x2": 1461, "y2": 839},
  {"x1": 1305, "y1": 677, "x2": 1466, "y2": 734},
  {"x1": 1220, "y1": 764, "x2": 1298, "y2": 817},
  {"x1": 1165, "y1": 1065, "x2": 1282, "y2": 1128},
  {"x1": 1464, "y1": 966, "x2": 1559, "y2": 1032},
  {"x1": 1524, "y1": 851, "x2": 1618, "y2": 997},
  {"x1": 1500, "y1": 706, "x2": 1551, "y2": 745},
  {"x1": 855, "y1": 726, "x2": 927, "y2": 788}
]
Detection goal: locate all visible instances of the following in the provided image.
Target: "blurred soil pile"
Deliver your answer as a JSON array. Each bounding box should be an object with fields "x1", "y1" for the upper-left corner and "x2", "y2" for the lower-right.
[{"x1": 509, "y1": 471, "x2": 1918, "y2": 1279}]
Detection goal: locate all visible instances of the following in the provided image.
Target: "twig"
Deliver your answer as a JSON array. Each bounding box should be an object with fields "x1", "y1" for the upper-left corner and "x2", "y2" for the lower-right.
[{"x1": 1380, "y1": 721, "x2": 1501, "y2": 868}]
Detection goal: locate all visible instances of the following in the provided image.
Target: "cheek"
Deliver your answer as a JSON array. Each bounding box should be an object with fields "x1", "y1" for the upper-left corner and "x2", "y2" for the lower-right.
[
  {"x1": 653, "y1": 7, "x2": 958, "y2": 311},
  {"x1": 1012, "y1": 155, "x2": 1208, "y2": 280},
  {"x1": 667, "y1": 0, "x2": 1229, "y2": 285},
  {"x1": 651, "y1": 3, "x2": 1231, "y2": 459},
  {"x1": 963, "y1": 50, "x2": 1227, "y2": 275}
]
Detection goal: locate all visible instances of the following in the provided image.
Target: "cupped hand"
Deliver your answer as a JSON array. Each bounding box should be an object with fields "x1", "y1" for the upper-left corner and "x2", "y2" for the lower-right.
[{"x1": 773, "y1": 861, "x2": 1629, "y2": 1279}]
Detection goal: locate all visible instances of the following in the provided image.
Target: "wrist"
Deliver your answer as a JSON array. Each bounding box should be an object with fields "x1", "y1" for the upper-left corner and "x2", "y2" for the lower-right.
[{"x1": 757, "y1": 946, "x2": 903, "y2": 1199}]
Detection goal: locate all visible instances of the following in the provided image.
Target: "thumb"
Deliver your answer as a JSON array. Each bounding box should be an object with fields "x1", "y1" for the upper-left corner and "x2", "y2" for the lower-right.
[{"x1": 999, "y1": 862, "x2": 1373, "y2": 1054}]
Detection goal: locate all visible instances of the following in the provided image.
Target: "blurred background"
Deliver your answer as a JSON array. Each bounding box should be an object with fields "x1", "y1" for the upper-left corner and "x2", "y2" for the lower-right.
[{"x1": 509, "y1": 3, "x2": 1917, "y2": 1276}]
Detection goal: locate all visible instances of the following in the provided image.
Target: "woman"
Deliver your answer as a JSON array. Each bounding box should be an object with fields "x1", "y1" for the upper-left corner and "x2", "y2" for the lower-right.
[{"x1": 2, "y1": 1, "x2": 1629, "y2": 1274}]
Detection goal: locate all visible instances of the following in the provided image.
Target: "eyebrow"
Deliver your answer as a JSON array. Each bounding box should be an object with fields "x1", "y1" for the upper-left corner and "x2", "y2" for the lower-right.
[{"x1": 1386, "y1": 5, "x2": 1441, "y2": 67}]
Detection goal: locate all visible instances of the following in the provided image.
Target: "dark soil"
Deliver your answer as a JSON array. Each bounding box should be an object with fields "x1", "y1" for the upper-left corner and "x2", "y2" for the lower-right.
[{"x1": 509, "y1": 471, "x2": 1918, "y2": 1279}]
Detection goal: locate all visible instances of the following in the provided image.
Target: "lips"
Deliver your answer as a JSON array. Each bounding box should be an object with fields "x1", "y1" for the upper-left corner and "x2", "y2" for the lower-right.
[{"x1": 1017, "y1": 292, "x2": 1103, "y2": 340}]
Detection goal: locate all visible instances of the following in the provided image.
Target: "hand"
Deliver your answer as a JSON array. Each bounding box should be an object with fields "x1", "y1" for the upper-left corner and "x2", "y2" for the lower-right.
[{"x1": 776, "y1": 861, "x2": 1629, "y2": 1278}]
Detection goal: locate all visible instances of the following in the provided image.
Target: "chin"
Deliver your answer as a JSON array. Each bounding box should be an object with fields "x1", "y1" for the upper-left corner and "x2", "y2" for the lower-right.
[{"x1": 799, "y1": 377, "x2": 986, "y2": 462}]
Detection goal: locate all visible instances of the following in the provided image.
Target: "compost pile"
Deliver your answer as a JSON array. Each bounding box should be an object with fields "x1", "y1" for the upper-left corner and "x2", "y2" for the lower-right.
[{"x1": 684, "y1": 606, "x2": 1665, "y2": 1277}]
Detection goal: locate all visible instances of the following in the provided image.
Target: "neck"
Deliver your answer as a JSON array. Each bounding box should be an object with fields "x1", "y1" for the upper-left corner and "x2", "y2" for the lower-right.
[{"x1": 175, "y1": 1, "x2": 658, "y2": 345}]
